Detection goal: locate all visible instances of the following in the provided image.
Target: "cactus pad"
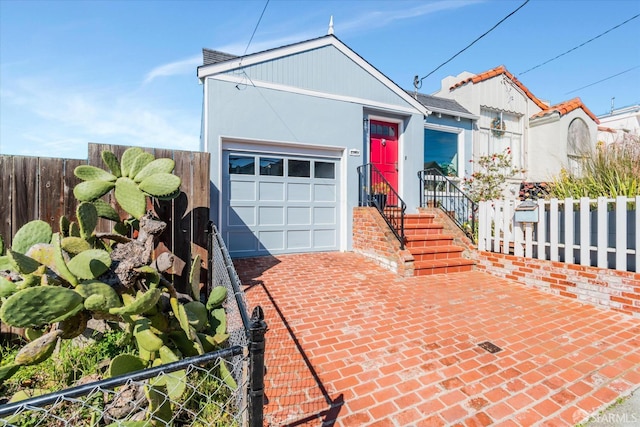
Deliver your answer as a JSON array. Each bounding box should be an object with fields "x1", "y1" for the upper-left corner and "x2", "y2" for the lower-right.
[
  {"x1": 14, "y1": 329, "x2": 63, "y2": 366},
  {"x1": 0, "y1": 286, "x2": 84, "y2": 328},
  {"x1": 8, "y1": 250, "x2": 42, "y2": 275},
  {"x1": 219, "y1": 358, "x2": 237, "y2": 390},
  {"x1": 52, "y1": 233, "x2": 78, "y2": 287},
  {"x1": 128, "y1": 152, "x2": 154, "y2": 179},
  {"x1": 114, "y1": 177, "x2": 147, "y2": 219},
  {"x1": 110, "y1": 288, "x2": 161, "y2": 316},
  {"x1": 108, "y1": 354, "x2": 147, "y2": 377},
  {"x1": 25, "y1": 243, "x2": 55, "y2": 268},
  {"x1": 74, "y1": 165, "x2": 117, "y2": 182},
  {"x1": 0, "y1": 364, "x2": 20, "y2": 383},
  {"x1": 133, "y1": 317, "x2": 164, "y2": 352},
  {"x1": 0, "y1": 277, "x2": 17, "y2": 298},
  {"x1": 66, "y1": 249, "x2": 111, "y2": 280},
  {"x1": 133, "y1": 158, "x2": 175, "y2": 183},
  {"x1": 0, "y1": 234, "x2": 4, "y2": 255},
  {"x1": 156, "y1": 346, "x2": 187, "y2": 399},
  {"x1": 58, "y1": 310, "x2": 89, "y2": 339},
  {"x1": 189, "y1": 254, "x2": 201, "y2": 300},
  {"x1": 77, "y1": 202, "x2": 98, "y2": 239},
  {"x1": 120, "y1": 147, "x2": 144, "y2": 178},
  {"x1": 206, "y1": 286, "x2": 227, "y2": 310},
  {"x1": 11, "y1": 220, "x2": 53, "y2": 254},
  {"x1": 73, "y1": 180, "x2": 116, "y2": 202},
  {"x1": 61, "y1": 237, "x2": 91, "y2": 255},
  {"x1": 101, "y1": 150, "x2": 122, "y2": 178},
  {"x1": 92, "y1": 199, "x2": 120, "y2": 222},
  {"x1": 138, "y1": 173, "x2": 181, "y2": 198},
  {"x1": 210, "y1": 307, "x2": 227, "y2": 335},
  {"x1": 76, "y1": 280, "x2": 122, "y2": 312}
]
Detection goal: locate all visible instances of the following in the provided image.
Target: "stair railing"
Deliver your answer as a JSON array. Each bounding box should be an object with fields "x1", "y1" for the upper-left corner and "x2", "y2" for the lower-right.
[
  {"x1": 357, "y1": 163, "x2": 406, "y2": 249},
  {"x1": 418, "y1": 168, "x2": 477, "y2": 242}
]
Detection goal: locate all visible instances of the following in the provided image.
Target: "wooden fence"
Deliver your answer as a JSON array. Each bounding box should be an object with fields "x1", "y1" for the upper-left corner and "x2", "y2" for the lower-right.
[
  {"x1": 0, "y1": 143, "x2": 210, "y2": 294},
  {"x1": 478, "y1": 197, "x2": 639, "y2": 272}
]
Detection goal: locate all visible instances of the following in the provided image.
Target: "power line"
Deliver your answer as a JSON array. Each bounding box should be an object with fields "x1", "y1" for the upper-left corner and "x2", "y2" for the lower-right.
[
  {"x1": 520, "y1": 13, "x2": 640, "y2": 76},
  {"x1": 565, "y1": 65, "x2": 640, "y2": 95},
  {"x1": 415, "y1": 0, "x2": 529, "y2": 88},
  {"x1": 243, "y1": 0, "x2": 270, "y2": 56}
]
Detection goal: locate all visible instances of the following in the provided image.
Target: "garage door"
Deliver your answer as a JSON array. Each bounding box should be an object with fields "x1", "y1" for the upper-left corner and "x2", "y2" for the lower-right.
[{"x1": 222, "y1": 150, "x2": 340, "y2": 258}]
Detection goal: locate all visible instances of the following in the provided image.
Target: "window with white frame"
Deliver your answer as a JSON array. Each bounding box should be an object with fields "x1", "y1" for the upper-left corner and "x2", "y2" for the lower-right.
[{"x1": 478, "y1": 108, "x2": 524, "y2": 174}]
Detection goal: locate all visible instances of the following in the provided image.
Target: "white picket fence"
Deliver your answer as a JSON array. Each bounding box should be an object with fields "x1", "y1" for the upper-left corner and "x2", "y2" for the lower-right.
[{"x1": 478, "y1": 196, "x2": 639, "y2": 272}]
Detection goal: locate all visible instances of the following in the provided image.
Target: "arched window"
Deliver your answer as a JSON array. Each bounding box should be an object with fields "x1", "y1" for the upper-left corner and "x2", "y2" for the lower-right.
[{"x1": 567, "y1": 118, "x2": 590, "y2": 174}]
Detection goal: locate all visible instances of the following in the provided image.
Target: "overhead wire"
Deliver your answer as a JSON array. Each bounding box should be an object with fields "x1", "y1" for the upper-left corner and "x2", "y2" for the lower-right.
[
  {"x1": 414, "y1": 0, "x2": 530, "y2": 88},
  {"x1": 242, "y1": 0, "x2": 270, "y2": 58},
  {"x1": 565, "y1": 65, "x2": 640, "y2": 95},
  {"x1": 519, "y1": 13, "x2": 640, "y2": 76}
]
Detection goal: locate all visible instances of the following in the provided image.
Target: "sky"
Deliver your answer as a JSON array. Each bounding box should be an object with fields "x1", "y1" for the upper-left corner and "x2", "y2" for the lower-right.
[{"x1": 1, "y1": 0, "x2": 639, "y2": 159}]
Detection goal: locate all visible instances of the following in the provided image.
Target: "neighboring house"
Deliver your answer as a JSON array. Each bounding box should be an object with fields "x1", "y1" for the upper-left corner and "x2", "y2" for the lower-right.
[
  {"x1": 597, "y1": 104, "x2": 640, "y2": 145},
  {"x1": 198, "y1": 34, "x2": 433, "y2": 258},
  {"x1": 433, "y1": 66, "x2": 600, "y2": 190}
]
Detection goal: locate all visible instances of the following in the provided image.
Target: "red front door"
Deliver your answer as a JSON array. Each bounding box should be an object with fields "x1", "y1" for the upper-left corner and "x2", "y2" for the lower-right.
[{"x1": 369, "y1": 120, "x2": 398, "y2": 191}]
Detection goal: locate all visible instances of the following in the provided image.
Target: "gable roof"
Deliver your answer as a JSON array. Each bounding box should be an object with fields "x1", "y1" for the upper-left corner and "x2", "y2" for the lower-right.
[
  {"x1": 450, "y1": 65, "x2": 549, "y2": 111},
  {"x1": 531, "y1": 97, "x2": 600, "y2": 124},
  {"x1": 409, "y1": 91, "x2": 477, "y2": 120},
  {"x1": 198, "y1": 35, "x2": 429, "y2": 116},
  {"x1": 449, "y1": 65, "x2": 599, "y2": 124}
]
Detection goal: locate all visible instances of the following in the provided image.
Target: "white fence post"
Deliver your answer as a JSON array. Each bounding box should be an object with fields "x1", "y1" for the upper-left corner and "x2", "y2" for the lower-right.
[
  {"x1": 550, "y1": 199, "x2": 559, "y2": 262},
  {"x1": 564, "y1": 197, "x2": 574, "y2": 264},
  {"x1": 636, "y1": 196, "x2": 639, "y2": 273},
  {"x1": 494, "y1": 200, "x2": 503, "y2": 254},
  {"x1": 478, "y1": 201, "x2": 486, "y2": 251},
  {"x1": 616, "y1": 196, "x2": 627, "y2": 271},
  {"x1": 597, "y1": 197, "x2": 608, "y2": 268},
  {"x1": 537, "y1": 199, "x2": 546, "y2": 260},
  {"x1": 580, "y1": 197, "x2": 590, "y2": 266},
  {"x1": 502, "y1": 200, "x2": 512, "y2": 255}
]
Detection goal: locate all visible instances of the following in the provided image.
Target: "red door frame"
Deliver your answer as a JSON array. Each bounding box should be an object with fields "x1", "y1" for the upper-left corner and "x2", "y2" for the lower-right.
[{"x1": 369, "y1": 120, "x2": 399, "y2": 192}]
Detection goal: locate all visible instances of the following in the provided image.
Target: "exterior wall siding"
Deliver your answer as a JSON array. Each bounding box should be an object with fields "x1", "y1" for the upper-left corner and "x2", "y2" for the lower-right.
[{"x1": 226, "y1": 45, "x2": 408, "y2": 108}]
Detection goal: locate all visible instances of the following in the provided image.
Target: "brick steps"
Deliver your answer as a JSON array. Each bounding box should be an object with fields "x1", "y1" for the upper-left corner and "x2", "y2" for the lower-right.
[{"x1": 404, "y1": 212, "x2": 475, "y2": 276}]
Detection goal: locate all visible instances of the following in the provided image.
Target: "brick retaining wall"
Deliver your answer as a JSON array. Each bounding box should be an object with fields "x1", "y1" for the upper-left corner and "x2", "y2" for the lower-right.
[
  {"x1": 476, "y1": 251, "x2": 640, "y2": 318},
  {"x1": 352, "y1": 207, "x2": 414, "y2": 277}
]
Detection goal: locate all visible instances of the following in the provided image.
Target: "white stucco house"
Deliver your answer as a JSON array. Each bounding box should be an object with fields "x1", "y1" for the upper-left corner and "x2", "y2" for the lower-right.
[{"x1": 433, "y1": 66, "x2": 601, "y2": 190}]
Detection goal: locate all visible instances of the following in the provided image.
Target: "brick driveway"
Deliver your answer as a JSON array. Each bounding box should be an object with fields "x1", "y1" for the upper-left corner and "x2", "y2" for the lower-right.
[{"x1": 234, "y1": 253, "x2": 640, "y2": 426}]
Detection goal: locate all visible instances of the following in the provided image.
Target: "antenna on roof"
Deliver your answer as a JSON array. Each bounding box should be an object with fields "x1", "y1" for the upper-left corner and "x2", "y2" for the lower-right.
[{"x1": 328, "y1": 15, "x2": 334, "y2": 35}]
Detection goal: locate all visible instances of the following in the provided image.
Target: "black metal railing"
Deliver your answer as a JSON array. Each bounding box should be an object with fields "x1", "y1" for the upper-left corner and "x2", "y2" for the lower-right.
[
  {"x1": 418, "y1": 168, "x2": 478, "y2": 241},
  {"x1": 358, "y1": 163, "x2": 406, "y2": 249}
]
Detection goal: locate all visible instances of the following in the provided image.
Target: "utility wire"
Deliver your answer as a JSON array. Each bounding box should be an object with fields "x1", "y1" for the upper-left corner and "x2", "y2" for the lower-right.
[
  {"x1": 520, "y1": 13, "x2": 640, "y2": 76},
  {"x1": 565, "y1": 65, "x2": 640, "y2": 95},
  {"x1": 242, "y1": 0, "x2": 270, "y2": 56},
  {"x1": 415, "y1": 0, "x2": 529, "y2": 87}
]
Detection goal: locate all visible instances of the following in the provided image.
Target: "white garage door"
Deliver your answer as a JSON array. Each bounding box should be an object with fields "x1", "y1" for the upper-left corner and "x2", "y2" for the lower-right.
[{"x1": 222, "y1": 150, "x2": 340, "y2": 258}]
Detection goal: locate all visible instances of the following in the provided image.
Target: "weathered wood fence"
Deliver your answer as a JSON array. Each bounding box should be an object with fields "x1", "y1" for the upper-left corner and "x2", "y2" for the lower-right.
[
  {"x1": 478, "y1": 197, "x2": 639, "y2": 272},
  {"x1": 0, "y1": 143, "x2": 210, "y2": 293}
]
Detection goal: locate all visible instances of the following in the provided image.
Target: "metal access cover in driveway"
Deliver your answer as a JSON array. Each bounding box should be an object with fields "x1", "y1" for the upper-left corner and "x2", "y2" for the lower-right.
[{"x1": 222, "y1": 150, "x2": 340, "y2": 258}]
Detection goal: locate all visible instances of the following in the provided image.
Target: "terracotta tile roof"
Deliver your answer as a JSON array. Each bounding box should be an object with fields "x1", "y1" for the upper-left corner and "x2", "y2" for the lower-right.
[
  {"x1": 531, "y1": 97, "x2": 600, "y2": 124},
  {"x1": 449, "y1": 65, "x2": 549, "y2": 110},
  {"x1": 450, "y1": 65, "x2": 600, "y2": 124}
]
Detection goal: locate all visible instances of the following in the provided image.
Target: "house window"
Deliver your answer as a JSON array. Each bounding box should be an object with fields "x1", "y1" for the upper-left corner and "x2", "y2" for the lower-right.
[
  {"x1": 259, "y1": 157, "x2": 284, "y2": 176},
  {"x1": 314, "y1": 161, "x2": 335, "y2": 179},
  {"x1": 229, "y1": 155, "x2": 255, "y2": 175},
  {"x1": 288, "y1": 159, "x2": 310, "y2": 177},
  {"x1": 478, "y1": 108, "x2": 524, "y2": 174},
  {"x1": 424, "y1": 129, "x2": 459, "y2": 176},
  {"x1": 567, "y1": 118, "x2": 591, "y2": 174}
]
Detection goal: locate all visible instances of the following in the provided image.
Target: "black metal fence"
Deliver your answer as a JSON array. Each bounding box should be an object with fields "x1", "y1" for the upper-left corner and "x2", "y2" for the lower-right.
[
  {"x1": 357, "y1": 163, "x2": 406, "y2": 248},
  {"x1": 418, "y1": 168, "x2": 478, "y2": 241},
  {"x1": 0, "y1": 223, "x2": 266, "y2": 427}
]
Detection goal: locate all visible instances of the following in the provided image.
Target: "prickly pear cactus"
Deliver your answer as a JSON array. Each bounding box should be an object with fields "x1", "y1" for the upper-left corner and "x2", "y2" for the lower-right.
[
  {"x1": 73, "y1": 147, "x2": 181, "y2": 219},
  {"x1": 0, "y1": 147, "x2": 236, "y2": 426}
]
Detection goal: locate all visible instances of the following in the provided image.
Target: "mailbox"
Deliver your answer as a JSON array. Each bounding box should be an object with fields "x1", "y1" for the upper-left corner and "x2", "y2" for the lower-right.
[{"x1": 514, "y1": 200, "x2": 539, "y2": 223}]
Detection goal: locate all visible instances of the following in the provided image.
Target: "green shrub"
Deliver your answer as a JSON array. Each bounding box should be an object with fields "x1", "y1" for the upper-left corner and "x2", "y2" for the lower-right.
[{"x1": 549, "y1": 138, "x2": 640, "y2": 199}]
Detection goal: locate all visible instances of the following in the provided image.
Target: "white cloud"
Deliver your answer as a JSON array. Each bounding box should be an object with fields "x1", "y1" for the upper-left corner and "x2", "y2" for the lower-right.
[
  {"x1": 0, "y1": 76, "x2": 200, "y2": 159},
  {"x1": 143, "y1": 54, "x2": 202, "y2": 84}
]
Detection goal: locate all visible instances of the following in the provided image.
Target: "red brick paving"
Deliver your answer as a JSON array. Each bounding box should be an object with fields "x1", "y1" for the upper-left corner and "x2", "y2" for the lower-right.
[{"x1": 234, "y1": 253, "x2": 640, "y2": 426}]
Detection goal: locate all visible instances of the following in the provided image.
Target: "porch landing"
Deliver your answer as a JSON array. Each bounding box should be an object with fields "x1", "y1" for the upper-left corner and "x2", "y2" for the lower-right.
[{"x1": 235, "y1": 252, "x2": 640, "y2": 426}]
